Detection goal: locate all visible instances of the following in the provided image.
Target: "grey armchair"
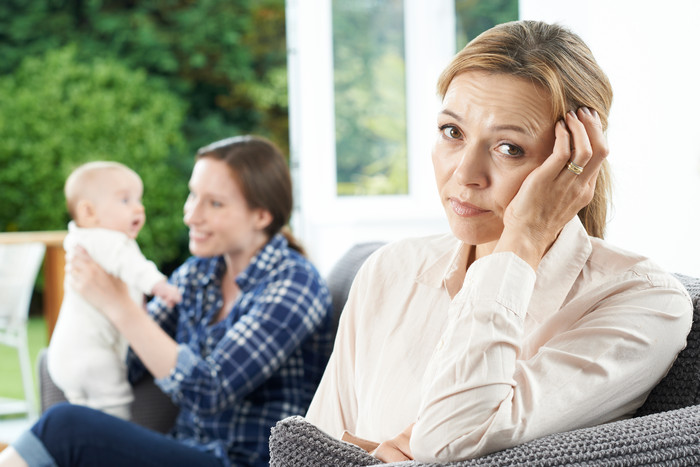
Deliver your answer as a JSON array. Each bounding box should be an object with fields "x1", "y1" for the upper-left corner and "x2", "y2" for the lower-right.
[
  {"x1": 268, "y1": 244, "x2": 700, "y2": 466},
  {"x1": 38, "y1": 349, "x2": 178, "y2": 434}
]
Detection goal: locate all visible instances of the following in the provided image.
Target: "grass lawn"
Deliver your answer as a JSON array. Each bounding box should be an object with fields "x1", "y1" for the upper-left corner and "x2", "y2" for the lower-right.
[{"x1": 0, "y1": 317, "x2": 48, "y2": 401}]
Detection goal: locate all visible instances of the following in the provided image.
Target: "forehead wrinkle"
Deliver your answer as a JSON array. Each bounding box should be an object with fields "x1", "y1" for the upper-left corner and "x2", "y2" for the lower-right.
[{"x1": 442, "y1": 72, "x2": 553, "y2": 139}]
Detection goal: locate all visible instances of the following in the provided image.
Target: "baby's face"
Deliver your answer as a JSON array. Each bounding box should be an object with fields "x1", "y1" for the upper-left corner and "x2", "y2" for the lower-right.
[{"x1": 91, "y1": 169, "x2": 146, "y2": 239}]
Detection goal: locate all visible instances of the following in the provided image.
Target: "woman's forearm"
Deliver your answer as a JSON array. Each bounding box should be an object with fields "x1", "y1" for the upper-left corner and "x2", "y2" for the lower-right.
[
  {"x1": 108, "y1": 299, "x2": 179, "y2": 380},
  {"x1": 412, "y1": 253, "x2": 533, "y2": 462}
]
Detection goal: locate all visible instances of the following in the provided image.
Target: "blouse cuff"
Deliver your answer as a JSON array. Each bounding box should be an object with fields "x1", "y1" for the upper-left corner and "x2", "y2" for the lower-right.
[
  {"x1": 463, "y1": 251, "x2": 536, "y2": 318},
  {"x1": 155, "y1": 343, "x2": 197, "y2": 393}
]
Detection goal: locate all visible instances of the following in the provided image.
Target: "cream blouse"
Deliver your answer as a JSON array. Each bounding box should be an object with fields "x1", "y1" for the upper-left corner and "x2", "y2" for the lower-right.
[{"x1": 305, "y1": 217, "x2": 693, "y2": 462}]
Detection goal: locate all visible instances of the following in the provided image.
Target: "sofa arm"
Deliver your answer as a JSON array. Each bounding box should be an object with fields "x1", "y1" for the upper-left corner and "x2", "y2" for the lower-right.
[
  {"x1": 37, "y1": 348, "x2": 68, "y2": 412},
  {"x1": 269, "y1": 404, "x2": 700, "y2": 466},
  {"x1": 269, "y1": 416, "x2": 381, "y2": 467},
  {"x1": 37, "y1": 348, "x2": 179, "y2": 434}
]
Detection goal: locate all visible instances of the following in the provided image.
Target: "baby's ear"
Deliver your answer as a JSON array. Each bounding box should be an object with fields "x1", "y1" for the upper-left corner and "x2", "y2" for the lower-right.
[{"x1": 74, "y1": 200, "x2": 97, "y2": 226}]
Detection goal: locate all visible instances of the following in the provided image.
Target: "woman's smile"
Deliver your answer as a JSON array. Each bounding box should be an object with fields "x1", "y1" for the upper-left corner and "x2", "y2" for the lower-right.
[{"x1": 188, "y1": 229, "x2": 210, "y2": 242}]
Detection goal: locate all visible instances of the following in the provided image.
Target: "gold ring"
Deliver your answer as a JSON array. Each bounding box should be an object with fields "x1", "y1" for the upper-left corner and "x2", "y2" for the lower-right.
[{"x1": 566, "y1": 161, "x2": 584, "y2": 175}]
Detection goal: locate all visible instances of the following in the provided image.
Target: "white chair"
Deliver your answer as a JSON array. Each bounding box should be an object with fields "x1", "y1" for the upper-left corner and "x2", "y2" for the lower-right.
[{"x1": 0, "y1": 242, "x2": 46, "y2": 418}]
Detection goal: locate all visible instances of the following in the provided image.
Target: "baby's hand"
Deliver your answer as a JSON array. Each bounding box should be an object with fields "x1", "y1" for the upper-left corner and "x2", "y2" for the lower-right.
[{"x1": 151, "y1": 280, "x2": 182, "y2": 308}]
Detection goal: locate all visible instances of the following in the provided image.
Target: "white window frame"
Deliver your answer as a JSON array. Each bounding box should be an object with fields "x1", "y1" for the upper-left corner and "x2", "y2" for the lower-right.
[{"x1": 286, "y1": 0, "x2": 455, "y2": 274}]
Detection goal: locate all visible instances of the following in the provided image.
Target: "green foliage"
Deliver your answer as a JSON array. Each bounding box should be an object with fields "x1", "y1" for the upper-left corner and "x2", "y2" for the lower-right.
[
  {"x1": 0, "y1": 0, "x2": 288, "y2": 269},
  {"x1": 0, "y1": 45, "x2": 188, "y2": 266},
  {"x1": 332, "y1": 0, "x2": 408, "y2": 196},
  {"x1": 455, "y1": 0, "x2": 519, "y2": 48},
  {"x1": 0, "y1": 0, "x2": 289, "y2": 157}
]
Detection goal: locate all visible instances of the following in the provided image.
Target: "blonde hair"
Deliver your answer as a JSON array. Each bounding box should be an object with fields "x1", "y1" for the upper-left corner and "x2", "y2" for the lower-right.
[
  {"x1": 438, "y1": 20, "x2": 613, "y2": 238},
  {"x1": 64, "y1": 161, "x2": 137, "y2": 220}
]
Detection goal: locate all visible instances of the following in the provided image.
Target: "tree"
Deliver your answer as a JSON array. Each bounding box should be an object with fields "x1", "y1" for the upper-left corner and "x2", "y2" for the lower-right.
[
  {"x1": 0, "y1": 0, "x2": 289, "y2": 157},
  {"x1": 455, "y1": 0, "x2": 518, "y2": 48},
  {"x1": 0, "y1": 46, "x2": 188, "y2": 267},
  {"x1": 332, "y1": 0, "x2": 408, "y2": 196}
]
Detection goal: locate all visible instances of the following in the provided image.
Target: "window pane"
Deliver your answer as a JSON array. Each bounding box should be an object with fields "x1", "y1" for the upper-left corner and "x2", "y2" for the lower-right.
[
  {"x1": 455, "y1": 0, "x2": 518, "y2": 49},
  {"x1": 332, "y1": 0, "x2": 407, "y2": 196}
]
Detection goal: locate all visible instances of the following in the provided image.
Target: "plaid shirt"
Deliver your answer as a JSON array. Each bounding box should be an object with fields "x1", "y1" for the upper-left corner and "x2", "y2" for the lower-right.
[{"x1": 127, "y1": 234, "x2": 333, "y2": 466}]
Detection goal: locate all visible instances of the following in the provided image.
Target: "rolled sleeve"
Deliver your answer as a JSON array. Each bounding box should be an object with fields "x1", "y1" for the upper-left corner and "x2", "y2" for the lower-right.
[
  {"x1": 155, "y1": 344, "x2": 198, "y2": 394},
  {"x1": 155, "y1": 264, "x2": 329, "y2": 415}
]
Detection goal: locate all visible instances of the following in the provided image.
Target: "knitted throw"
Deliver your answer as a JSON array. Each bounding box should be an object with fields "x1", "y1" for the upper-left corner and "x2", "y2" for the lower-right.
[{"x1": 270, "y1": 406, "x2": 700, "y2": 466}]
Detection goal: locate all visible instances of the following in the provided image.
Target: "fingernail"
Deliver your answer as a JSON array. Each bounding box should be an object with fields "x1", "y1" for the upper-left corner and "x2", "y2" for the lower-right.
[
  {"x1": 580, "y1": 107, "x2": 591, "y2": 116},
  {"x1": 567, "y1": 110, "x2": 577, "y2": 119}
]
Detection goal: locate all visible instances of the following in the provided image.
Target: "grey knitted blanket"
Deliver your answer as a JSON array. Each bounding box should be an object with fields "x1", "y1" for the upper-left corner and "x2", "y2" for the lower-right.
[{"x1": 270, "y1": 405, "x2": 700, "y2": 466}]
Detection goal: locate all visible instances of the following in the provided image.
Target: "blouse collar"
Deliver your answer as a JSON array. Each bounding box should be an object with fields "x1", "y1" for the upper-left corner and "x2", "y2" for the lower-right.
[{"x1": 416, "y1": 217, "x2": 593, "y2": 311}]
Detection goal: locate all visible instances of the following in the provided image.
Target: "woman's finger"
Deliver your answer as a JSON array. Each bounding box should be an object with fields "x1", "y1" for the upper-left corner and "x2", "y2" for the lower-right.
[
  {"x1": 578, "y1": 107, "x2": 609, "y2": 168},
  {"x1": 537, "y1": 119, "x2": 572, "y2": 179},
  {"x1": 562, "y1": 107, "x2": 609, "y2": 184},
  {"x1": 565, "y1": 109, "x2": 594, "y2": 172}
]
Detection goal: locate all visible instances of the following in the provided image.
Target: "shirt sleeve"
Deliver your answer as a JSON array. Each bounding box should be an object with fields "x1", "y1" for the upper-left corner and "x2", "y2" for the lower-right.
[
  {"x1": 107, "y1": 241, "x2": 166, "y2": 295},
  {"x1": 155, "y1": 263, "x2": 331, "y2": 415},
  {"x1": 411, "y1": 252, "x2": 692, "y2": 462},
  {"x1": 305, "y1": 260, "x2": 368, "y2": 437}
]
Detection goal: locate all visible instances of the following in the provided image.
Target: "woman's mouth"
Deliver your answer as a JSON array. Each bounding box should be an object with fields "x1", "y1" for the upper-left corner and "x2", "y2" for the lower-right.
[
  {"x1": 189, "y1": 230, "x2": 209, "y2": 241},
  {"x1": 449, "y1": 198, "x2": 489, "y2": 217}
]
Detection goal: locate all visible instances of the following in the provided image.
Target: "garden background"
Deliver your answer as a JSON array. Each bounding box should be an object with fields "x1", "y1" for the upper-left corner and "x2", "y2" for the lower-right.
[
  {"x1": 0, "y1": 0, "x2": 516, "y2": 402},
  {"x1": 0, "y1": 0, "x2": 289, "y2": 402}
]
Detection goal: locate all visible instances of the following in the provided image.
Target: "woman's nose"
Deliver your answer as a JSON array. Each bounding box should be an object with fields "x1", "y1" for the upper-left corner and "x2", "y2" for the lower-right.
[
  {"x1": 454, "y1": 146, "x2": 488, "y2": 187},
  {"x1": 183, "y1": 201, "x2": 200, "y2": 225}
]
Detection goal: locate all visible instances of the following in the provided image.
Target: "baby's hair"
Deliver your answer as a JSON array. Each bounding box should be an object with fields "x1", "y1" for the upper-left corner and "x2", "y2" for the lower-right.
[{"x1": 64, "y1": 161, "x2": 136, "y2": 220}]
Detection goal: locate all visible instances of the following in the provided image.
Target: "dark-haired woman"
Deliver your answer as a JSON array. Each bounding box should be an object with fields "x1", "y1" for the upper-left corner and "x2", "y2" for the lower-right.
[{"x1": 1, "y1": 135, "x2": 333, "y2": 467}]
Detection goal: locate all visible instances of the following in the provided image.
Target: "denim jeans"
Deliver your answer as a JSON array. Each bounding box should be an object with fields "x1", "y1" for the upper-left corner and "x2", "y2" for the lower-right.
[{"x1": 14, "y1": 403, "x2": 224, "y2": 467}]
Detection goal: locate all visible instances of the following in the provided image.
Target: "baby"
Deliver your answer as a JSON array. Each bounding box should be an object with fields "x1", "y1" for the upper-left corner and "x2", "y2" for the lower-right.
[{"x1": 47, "y1": 161, "x2": 181, "y2": 419}]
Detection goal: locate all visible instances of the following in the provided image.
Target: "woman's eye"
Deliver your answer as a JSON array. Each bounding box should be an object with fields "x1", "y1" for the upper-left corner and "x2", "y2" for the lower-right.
[
  {"x1": 496, "y1": 143, "x2": 524, "y2": 157},
  {"x1": 439, "y1": 125, "x2": 463, "y2": 140},
  {"x1": 210, "y1": 200, "x2": 223, "y2": 208}
]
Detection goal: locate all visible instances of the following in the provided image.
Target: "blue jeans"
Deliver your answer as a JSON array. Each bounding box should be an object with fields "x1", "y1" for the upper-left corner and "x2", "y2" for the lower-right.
[{"x1": 13, "y1": 404, "x2": 224, "y2": 467}]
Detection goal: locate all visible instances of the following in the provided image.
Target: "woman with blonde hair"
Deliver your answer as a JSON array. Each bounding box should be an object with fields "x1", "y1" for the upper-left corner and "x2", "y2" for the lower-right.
[{"x1": 304, "y1": 20, "x2": 692, "y2": 463}]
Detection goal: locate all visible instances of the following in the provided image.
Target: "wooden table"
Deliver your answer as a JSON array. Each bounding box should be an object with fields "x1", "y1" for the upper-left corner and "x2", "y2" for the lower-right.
[{"x1": 0, "y1": 231, "x2": 67, "y2": 340}]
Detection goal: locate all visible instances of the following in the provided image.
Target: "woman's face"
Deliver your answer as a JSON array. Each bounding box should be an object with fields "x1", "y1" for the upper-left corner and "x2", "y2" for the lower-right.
[
  {"x1": 184, "y1": 157, "x2": 271, "y2": 259},
  {"x1": 433, "y1": 71, "x2": 556, "y2": 253}
]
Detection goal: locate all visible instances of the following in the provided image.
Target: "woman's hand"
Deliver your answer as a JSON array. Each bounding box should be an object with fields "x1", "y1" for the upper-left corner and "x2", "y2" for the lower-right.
[
  {"x1": 68, "y1": 245, "x2": 179, "y2": 379},
  {"x1": 371, "y1": 424, "x2": 415, "y2": 463},
  {"x1": 495, "y1": 107, "x2": 609, "y2": 269},
  {"x1": 67, "y1": 245, "x2": 133, "y2": 323}
]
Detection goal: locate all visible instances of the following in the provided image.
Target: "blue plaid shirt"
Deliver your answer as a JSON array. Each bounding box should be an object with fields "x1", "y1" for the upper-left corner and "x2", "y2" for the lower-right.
[{"x1": 127, "y1": 234, "x2": 333, "y2": 466}]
